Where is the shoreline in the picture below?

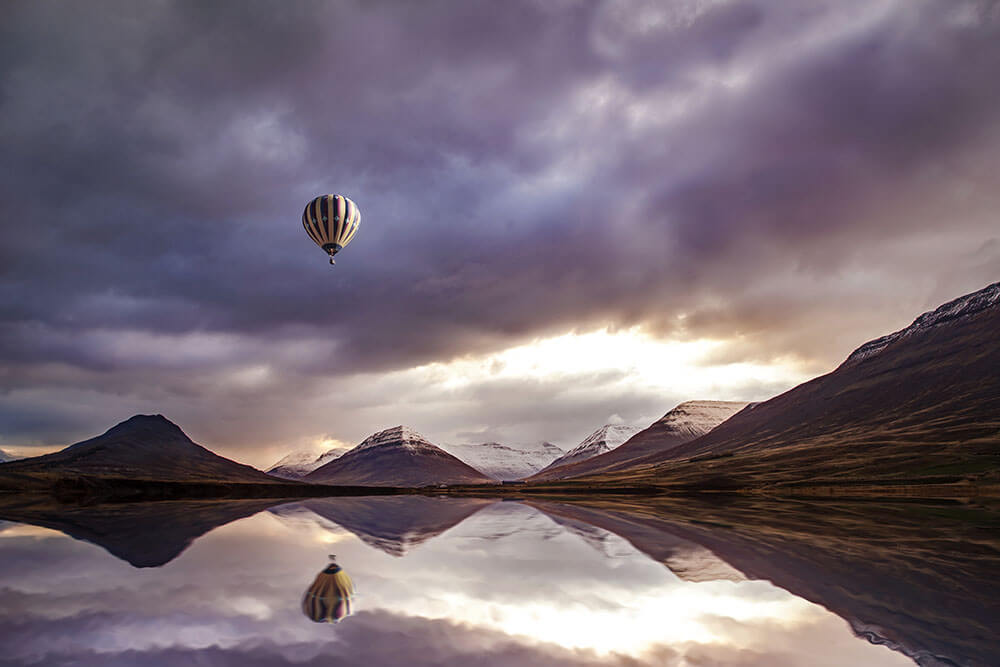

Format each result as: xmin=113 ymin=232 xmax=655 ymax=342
xmin=1 ymin=474 xmax=996 ymax=504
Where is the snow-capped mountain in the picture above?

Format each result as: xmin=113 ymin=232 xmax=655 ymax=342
xmin=305 ymin=426 xmax=495 ymax=487
xmin=0 ymin=448 xmax=19 ymax=463
xmin=267 ymin=447 xmax=345 ymax=480
xmin=536 ymin=425 xmax=641 ymax=475
xmin=531 ymin=401 xmax=748 ymax=481
xmin=650 ymin=400 xmax=752 ymax=440
xmin=440 ymin=441 xmax=564 ymax=481
xmin=845 ymin=281 xmax=1000 ymax=363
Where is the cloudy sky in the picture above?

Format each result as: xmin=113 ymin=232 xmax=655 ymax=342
xmin=2 ymin=0 xmax=999 ymax=467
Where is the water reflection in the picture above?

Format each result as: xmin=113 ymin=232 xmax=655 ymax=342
xmin=0 ymin=494 xmax=994 ymax=666
xmin=525 ymin=498 xmax=1000 ymax=667
xmin=270 ymin=496 xmax=494 ymax=556
xmin=302 ymin=556 xmax=355 ymax=624
xmin=0 ymin=494 xmax=289 ymax=567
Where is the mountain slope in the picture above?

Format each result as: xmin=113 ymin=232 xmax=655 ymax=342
xmin=305 ymin=426 xmax=495 ymax=487
xmin=267 ymin=448 xmax=345 ymax=480
xmin=582 ymin=282 xmax=1000 ymax=489
xmin=0 ymin=449 xmax=18 ymax=463
xmin=0 ymin=414 xmax=279 ymax=485
xmin=440 ymin=441 xmax=564 ymax=481
xmin=534 ymin=425 xmax=641 ymax=477
xmin=531 ymin=401 xmax=747 ymax=481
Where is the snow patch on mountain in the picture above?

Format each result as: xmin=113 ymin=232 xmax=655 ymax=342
xmin=267 ymin=448 xmax=346 ymax=480
xmin=441 ymin=441 xmax=564 ymax=481
xmin=652 ymin=400 xmax=749 ymax=438
xmin=846 ymin=281 xmax=1000 ymax=364
xmin=541 ymin=424 xmax=642 ymax=471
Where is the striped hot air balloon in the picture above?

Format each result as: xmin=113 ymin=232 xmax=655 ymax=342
xmin=302 ymin=557 xmax=355 ymax=623
xmin=302 ymin=194 xmax=361 ymax=265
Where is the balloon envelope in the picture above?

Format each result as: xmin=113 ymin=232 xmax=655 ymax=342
xmin=302 ymin=194 xmax=361 ymax=260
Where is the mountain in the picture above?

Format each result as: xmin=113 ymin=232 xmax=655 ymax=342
xmin=270 ymin=496 xmax=495 ymax=556
xmin=532 ymin=401 xmax=748 ymax=481
xmin=0 ymin=448 xmax=19 ymax=463
xmin=304 ymin=426 xmax=495 ymax=487
xmin=0 ymin=414 xmax=281 ymax=486
xmin=439 ymin=441 xmax=564 ymax=481
xmin=580 ymin=281 xmax=1000 ymax=490
xmin=267 ymin=447 xmax=345 ymax=480
xmin=533 ymin=425 xmax=641 ymax=477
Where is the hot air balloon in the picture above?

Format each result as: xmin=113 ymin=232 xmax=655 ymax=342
xmin=302 ymin=194 xmax=361 ymax=265
xmin=302 ymin=555 xmax=355 ymax=623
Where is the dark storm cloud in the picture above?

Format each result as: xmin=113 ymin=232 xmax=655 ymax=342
xmin=2 ymin=0 xmax=1000 ymax=449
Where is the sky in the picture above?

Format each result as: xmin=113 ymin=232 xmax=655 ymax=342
xmin=2 ymin=0 xmax=999 ymax=467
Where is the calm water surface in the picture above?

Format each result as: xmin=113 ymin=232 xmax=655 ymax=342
xmin=0 ymin=495 xmax=996 ymax=666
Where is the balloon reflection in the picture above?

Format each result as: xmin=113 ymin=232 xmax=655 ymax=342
xmin=302 ymin=555 xmax=355 ymax=623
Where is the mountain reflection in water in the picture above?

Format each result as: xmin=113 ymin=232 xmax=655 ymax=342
xmin=0 ymin=495 xmax=995 ymax=667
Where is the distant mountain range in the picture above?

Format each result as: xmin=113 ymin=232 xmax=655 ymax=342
xmin=0 ymin=415 xmax=281 ymax=489
xmin=267 ymin=447 xmax=346 ymax=480
xmin=439 ymin=441 xmax=564 ymax=481
xmin=531 ymin=402 xmax=747 ymax=481
xmin=305 ymin=426 xmax=495 ymax=487
xmin=577 ymin=281 xmax=1000 ymax=490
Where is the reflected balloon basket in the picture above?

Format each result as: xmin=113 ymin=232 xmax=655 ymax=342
xmin=302 ymin=555 xmax=355 ymax=624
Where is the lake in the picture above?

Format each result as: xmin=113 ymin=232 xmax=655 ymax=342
xmin=0 ymin=495 xmax=996 ymax=666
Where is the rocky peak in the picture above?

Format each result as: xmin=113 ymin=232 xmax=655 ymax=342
xmin=104 ymin=414 xmax=186 ymax=438
xmin=573 ymin=425 xmax=640 ymax=453
xmin=352 ymin=426 xmax=434 ymax=454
